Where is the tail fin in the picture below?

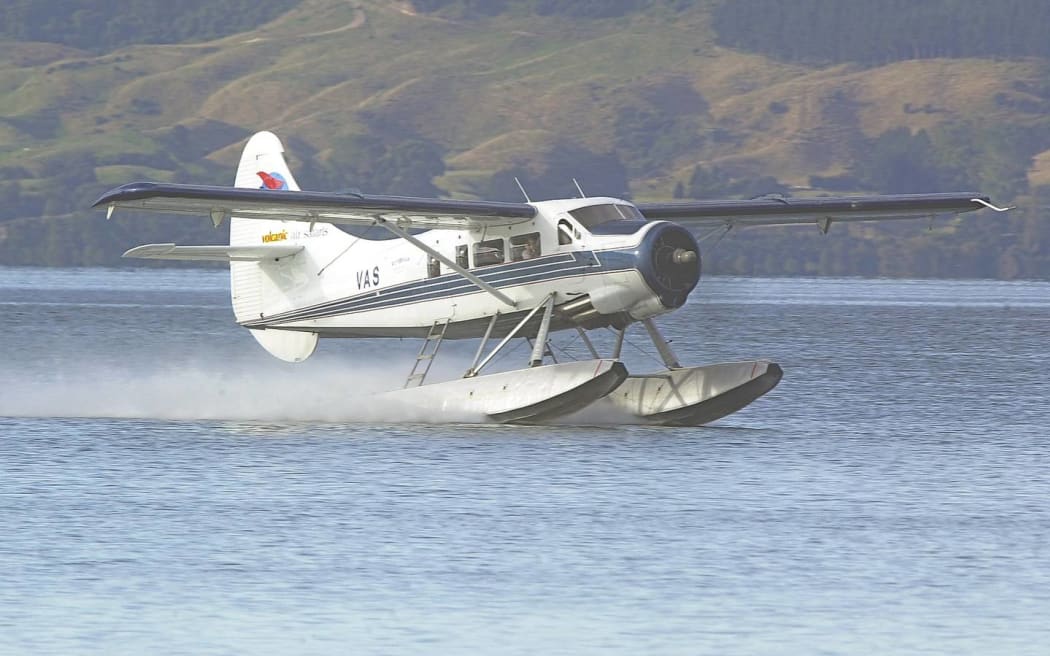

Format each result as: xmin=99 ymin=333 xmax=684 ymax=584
xmin=229 ymin=132 xmax=331 ymax=363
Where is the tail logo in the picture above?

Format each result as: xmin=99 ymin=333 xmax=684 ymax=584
xmin=257 ymin=171 xmax=288 ymax=190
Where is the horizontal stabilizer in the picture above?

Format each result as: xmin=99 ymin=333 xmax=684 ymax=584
xmin=123 ymin=243 xmax=303 ymax=262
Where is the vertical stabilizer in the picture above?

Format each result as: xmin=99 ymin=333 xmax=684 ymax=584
xmin=229 ymin=131 xmax=318 ymax=362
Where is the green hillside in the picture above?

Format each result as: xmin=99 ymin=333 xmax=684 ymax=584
xmin=0 ymin=0 xmax=1048 ymax=276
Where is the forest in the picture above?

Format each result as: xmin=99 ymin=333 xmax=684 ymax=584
xmin=0 ymin=0 xmax=299 ymax=52
xmin=712 ymin=0 xmax=1050 ymax=64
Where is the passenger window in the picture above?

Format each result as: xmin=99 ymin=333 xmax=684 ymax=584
xmin=427 ymin=255 xmax=440 ymax=278
xmin=455 ymin=244 xmax=469 ymax=269
xmin=510 ymin=232 xmax=541 ymax=261
xmin=473 ymin=238 xmax=505 ymax=267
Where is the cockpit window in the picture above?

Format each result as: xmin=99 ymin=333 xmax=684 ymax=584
xmin=557 ymin=220 xmax=574 ymax=245
xmin=568 ymin=203 xmax=643 ymax=228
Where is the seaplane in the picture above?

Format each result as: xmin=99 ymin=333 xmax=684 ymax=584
xmin=93 ymin=131 xmax=1009 ymax=425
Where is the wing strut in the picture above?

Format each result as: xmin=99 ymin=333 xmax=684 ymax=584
xmin=376 ymin=217 xmax=518 ymax=308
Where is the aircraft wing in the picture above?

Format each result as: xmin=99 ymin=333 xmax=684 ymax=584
xmin=635 ymin=192 xmax=1007 ymax=232
xmin=93 ymin=182 xmax=537 ymax=230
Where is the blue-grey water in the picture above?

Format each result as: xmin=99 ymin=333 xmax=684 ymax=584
xmin=1 ymin=267 xmax=1048 ymax=655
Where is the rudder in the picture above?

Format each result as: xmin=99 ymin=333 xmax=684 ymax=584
xmin=229 ymin=131 xmax=318 ymax=362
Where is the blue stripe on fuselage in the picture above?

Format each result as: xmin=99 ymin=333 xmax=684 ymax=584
xmin=242 ymin=249 xmax=637 ymax=327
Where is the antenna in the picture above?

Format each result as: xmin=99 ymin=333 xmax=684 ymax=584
xmin=514 ymin=177 xmax=532 ymax=202
xmin=572 ymin=178 xmax=586 ymax=198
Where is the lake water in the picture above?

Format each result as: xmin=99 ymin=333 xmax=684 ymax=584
xmin=1 ymin=267 xmax=1048 ymax=655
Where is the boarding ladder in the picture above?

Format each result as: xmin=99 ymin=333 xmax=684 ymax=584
xmin=403 ymin=318 xmax=451 ymax=388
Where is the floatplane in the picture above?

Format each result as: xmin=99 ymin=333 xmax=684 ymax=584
xmin=94 ymin=131 xmax=1009 ymax=424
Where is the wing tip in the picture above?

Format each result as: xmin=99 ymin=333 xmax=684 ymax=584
xmin=122 ymin=243 xmax=176 ymax=258
xmin=93 ymin=181 xmax=164 ymax=208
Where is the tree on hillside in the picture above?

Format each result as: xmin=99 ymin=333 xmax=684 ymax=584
xmin=0 ymin=0 xmax=299 ymax=52
xmin=325 ymin=135 xmax=447 ymax=197
xmin=614 ymin=106 xmax=703 ymax=177
xmin=482 ymin=144 xmax=630 ymax=202
xmin=850 ymin=122 xmax=1037 ymax=198
xmin=675 ymin=165 xmax=789 ymax=199
xmin=849 ymin=128 xmax=945 ymax=193
xmin=712 ymin=0 xmax=1050 ymax=64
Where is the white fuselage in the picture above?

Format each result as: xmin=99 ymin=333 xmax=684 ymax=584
xmin=238 ymin=197 xmax=700 ymax=339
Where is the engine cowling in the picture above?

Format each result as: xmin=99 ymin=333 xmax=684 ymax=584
xmin=636 ymin=221 xmax=701 ymax=309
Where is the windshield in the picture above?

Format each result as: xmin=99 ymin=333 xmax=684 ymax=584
xmin=568 ymin=203 xmax=643 ymax=228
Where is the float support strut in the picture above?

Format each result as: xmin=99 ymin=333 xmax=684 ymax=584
xmin=642 ymin=318 xmax=681 ymax=369
xmin=576 ymin=327 xmax=600 ymax=359
xmin=468 ymin=294 xmax=553 ymax=377
xmin=465 ymin=313 xmax=499 ymax=377
xmin=612 ymin=324 xmax=628 ymax=359
xmin=530 ymin=294 xmax=555 ymax=367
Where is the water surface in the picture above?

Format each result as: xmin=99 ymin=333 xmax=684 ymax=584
xmin=1 ymin=268 xmax=1048 ymax=654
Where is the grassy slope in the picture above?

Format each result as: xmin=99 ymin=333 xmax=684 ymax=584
xmin=5 ymin=1 xmax=1047 ymax=183
xmin=0 ymin=0 xmax=1047 ymax=263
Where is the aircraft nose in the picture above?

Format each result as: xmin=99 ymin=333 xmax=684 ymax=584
xmin=637 ymin=222 xmax=701 ymax=309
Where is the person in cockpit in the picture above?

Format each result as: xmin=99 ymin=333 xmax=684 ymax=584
xmin=522 ymin=236 xmax=539 ymax=259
